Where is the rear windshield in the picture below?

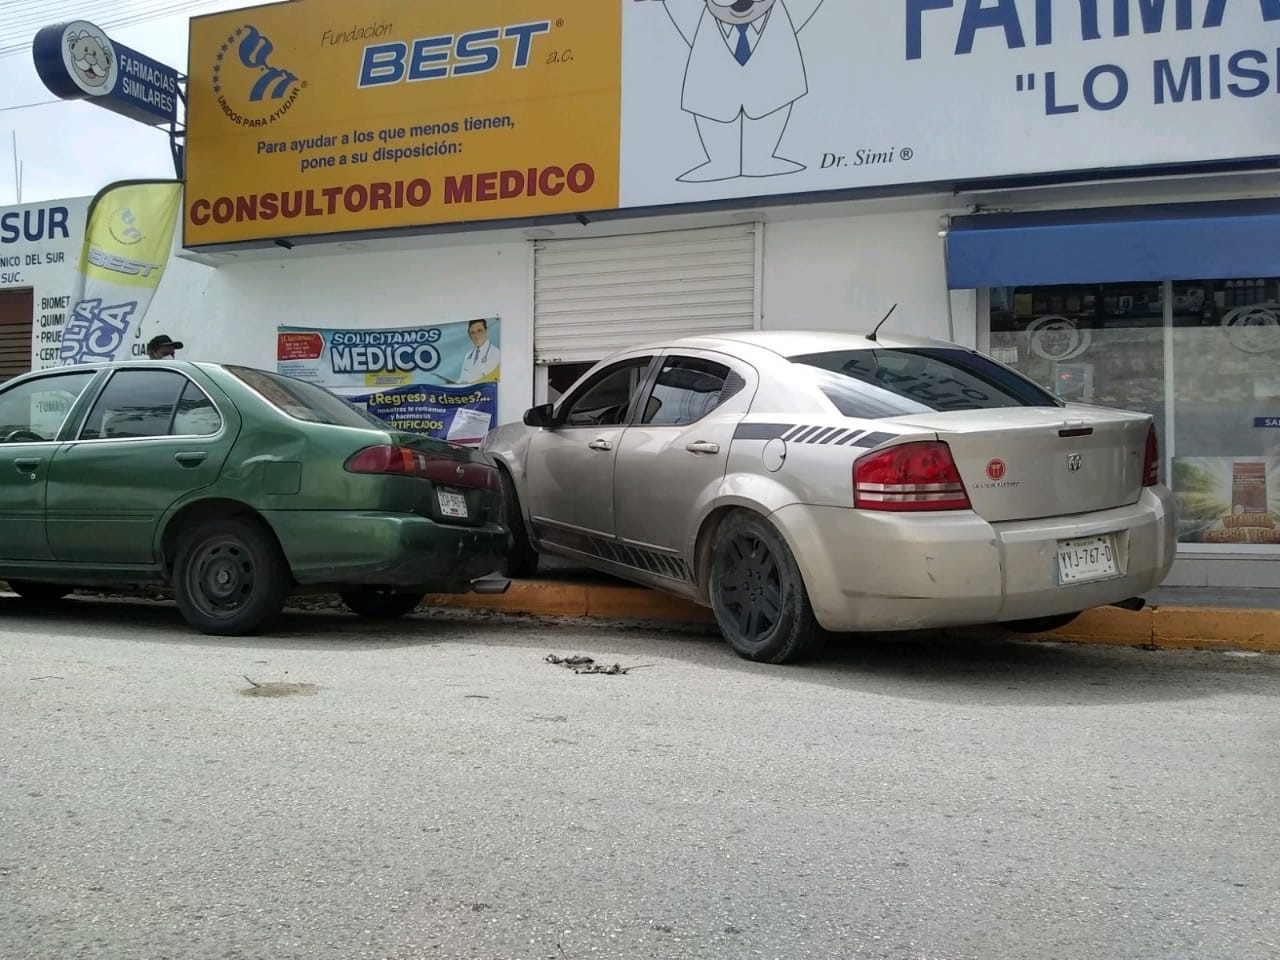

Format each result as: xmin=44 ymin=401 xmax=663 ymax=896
xmin=226 ymin=366 xmax=386 ymax=429
xmin=790 ymin=347 xmax=1062 ymax=418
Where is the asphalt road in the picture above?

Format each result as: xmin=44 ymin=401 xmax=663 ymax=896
xmin=1 ymin=595 xmax=1277 ymax=960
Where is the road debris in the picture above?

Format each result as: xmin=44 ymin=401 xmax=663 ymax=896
xmin=544 ymin=654 xmax=654 ymax=676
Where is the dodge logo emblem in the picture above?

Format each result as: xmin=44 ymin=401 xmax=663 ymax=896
xmin=1067 ymin=453 xmax=1082 ymax=472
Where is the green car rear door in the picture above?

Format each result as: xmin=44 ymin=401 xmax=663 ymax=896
xmin=44 ymin=367 xmax=240 ymax=565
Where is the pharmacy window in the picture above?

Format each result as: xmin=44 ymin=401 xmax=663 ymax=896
xmin=988 ymin=278 xmax=1280 ymax=550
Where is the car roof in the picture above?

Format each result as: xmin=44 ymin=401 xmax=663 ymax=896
xmin=27 ymin=332 xmax=964 ymax=381
xmin=24 ymin=360 xmax=241 ymax=376
xmin=621 ymin=328 xmax=963 ymax=359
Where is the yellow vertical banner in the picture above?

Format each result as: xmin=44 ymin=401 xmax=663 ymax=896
xmin=60 ymin=179 xmax=183 ymax=364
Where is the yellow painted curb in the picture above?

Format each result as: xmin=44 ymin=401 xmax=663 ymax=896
xmin=427 ymin=580 xmax=1278 ymax=652
xmin=425 ymin=580 xmax=711 ymax=623
xmin=970 ymin=603 xmax=1280 ymax=652
xmin=425 ymin=581 xmax=588 ymax=618
xmin=1034 ymin=605 xmax=1155 ymax=645
xmin=585 ymin=585 xmax=714 ymax=622
xmin=1152 ymin=606 xmax=1280 ymax=652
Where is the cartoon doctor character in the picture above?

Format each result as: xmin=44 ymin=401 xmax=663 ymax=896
xmin=637 ymin=0 xmax=826 ymax=182
xmin=458 ymin=318 xmax=500 ymax=384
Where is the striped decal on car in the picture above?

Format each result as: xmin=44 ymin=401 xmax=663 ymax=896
xmin=732 ymin=422 xmax=793 ymax=440
xmin=733 ymin=423 xmax=899 ymax=447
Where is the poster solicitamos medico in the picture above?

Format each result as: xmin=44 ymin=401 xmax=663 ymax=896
xmin=277 ymin=317 xmax=501 ymax=446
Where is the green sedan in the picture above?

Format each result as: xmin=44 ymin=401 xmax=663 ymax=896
xmin=0 ymin=360 xmax=510 ymax=635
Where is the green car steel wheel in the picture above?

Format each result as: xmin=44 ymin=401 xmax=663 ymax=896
xmin=173 ymin=518 xmax=289 ymax=636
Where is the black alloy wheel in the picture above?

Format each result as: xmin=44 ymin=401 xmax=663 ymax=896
xmin=709 ymin=511 xmax=825 ymax=664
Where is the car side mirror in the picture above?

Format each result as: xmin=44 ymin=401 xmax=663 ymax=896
xmin=523 ymin=403 xmax=556 ymax=429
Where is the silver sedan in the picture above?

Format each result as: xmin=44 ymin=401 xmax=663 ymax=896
xmin=483 ymin=330 xmax=1176 ymax=663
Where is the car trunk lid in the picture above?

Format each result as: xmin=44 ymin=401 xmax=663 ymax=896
xmin=881 ymin=407 xmax=1150 ymax=523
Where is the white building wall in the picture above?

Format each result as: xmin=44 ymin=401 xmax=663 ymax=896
xmin=168 ymin=241 xmax=535 ymax=427
xmin=26 ymin=171 xmax=1271 ymax=397
xmin=760 ymin=208 xmax=975 ymax=345
xmin=10 ymin=171 xmax=1280 ymax=590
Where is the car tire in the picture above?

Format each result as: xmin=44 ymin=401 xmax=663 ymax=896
xmin=709 ymin=511 xmax=825 ymax=664
xmin=172 ymin=516 xmax=290 ymax=637
xmin=339 ymin=588 xmax=426 ymax=620
xmin=1001 ymin=612 xmax=1082 ymax=634
xmin=498 ymin=468 xmax=539 ymax=578
xmin=5 ymin=580 xmax=72 ymax=604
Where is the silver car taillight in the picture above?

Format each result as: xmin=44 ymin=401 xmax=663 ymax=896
xmin=1142 ymin=424 xmax=1160 ymax=487
xmin=854 ymin=441 xmax=972 ymax=512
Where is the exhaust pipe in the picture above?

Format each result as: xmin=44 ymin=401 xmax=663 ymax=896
xmin=470 ymin=573 xmax=512 ymax=595
xmin=1109 ymin=596 xmax=1146 ymax=611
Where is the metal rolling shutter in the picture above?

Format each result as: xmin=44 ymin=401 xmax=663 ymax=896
xmin=0 ymin=290 xmax=34 ymax=382
xmin=533 ymin=224 xmax=759 ymax=365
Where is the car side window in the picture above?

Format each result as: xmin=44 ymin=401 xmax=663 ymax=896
xmin=79 ymin=370 xmax=189 ymax=440
xmin=172 ymin=382 xmax=223 ymax=436
xmin=558 ymin=358 xmax=653 ymax=427
xmin=641 ymin=356 xmax=740 ymax=427
xmin=0 ymin=371 xmax=98 ymax=443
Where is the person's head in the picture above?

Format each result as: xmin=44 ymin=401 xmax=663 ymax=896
xmin=467 ymin=319 xmax=488 ymax=347
xmin=146 ymin=334 xmax=183 ymax=359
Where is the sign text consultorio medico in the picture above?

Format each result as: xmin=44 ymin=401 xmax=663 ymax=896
xmin=184 ymin=0 xmax=619 ymax=245
xmin=184 ymin=0 xmax=1280 ymax=246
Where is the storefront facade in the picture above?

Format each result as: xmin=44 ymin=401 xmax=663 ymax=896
xmin=1 ymin=198 xmax=87 ymax=377
xmin=19 ymin=0 xmax=1280 ymax=586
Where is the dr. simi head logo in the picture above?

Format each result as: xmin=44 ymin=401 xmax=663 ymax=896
xmin=212 ymin=24 xmax=305 ymax=127
xmin=62 ymin=22 xmax=117 ymax=94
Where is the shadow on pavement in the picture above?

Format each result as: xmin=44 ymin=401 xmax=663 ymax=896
xmin=3 ymin=593 xmax=1275 ymax=709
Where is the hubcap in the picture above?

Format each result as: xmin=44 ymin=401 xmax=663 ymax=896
xmin=187 ymin=537 xmax=255 ymax=619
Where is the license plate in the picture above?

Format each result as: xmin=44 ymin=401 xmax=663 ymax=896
xmin=437 ymin=488 xmax=468 ymax=519
xmin=1057 ymin=534 xmax=1120 ymax=585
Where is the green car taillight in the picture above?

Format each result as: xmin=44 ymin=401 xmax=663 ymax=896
xmin=344 ymin=445 xmax=499 ymax=492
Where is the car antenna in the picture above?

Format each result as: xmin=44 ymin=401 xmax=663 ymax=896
xmin=867 ymin=303 xmax=897 ymax=342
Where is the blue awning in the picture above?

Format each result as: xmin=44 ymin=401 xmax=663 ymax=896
xmin=945 ymin=198 xmax=1280 ymax=289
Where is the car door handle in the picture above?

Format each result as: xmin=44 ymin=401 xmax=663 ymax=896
xmin=587 ymin=439 xmax=613 ymax=452
xmin=685 ymin=441 xmax=720 ymax=455
xmin=174 ymin=451 xmax=209 ymax=467
xmin=14 ymin=457 xmax=43 ymax=472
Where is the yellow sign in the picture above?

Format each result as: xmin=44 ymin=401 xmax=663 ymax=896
xmin=184 ymin=0 xmax=620 ymax=246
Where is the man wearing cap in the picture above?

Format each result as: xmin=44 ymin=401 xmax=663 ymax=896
xmin=147 ymin=335 xmax=183 ymax=359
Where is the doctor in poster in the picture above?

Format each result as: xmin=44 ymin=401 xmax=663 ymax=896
xmin=457 ymin=318 xmax=501 ymax=384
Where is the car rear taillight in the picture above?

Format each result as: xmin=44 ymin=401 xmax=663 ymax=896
xmin=344 ymin=445 xmax=498 ymax=491
xmin=854 ymin=441 xmax=972 ymax=512
xmin=1143 ymin=423 xmax=1160 ymax=487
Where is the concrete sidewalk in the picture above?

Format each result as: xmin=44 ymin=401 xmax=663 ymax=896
xmin=425 ymin=576 xmax=1280 ymax=653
